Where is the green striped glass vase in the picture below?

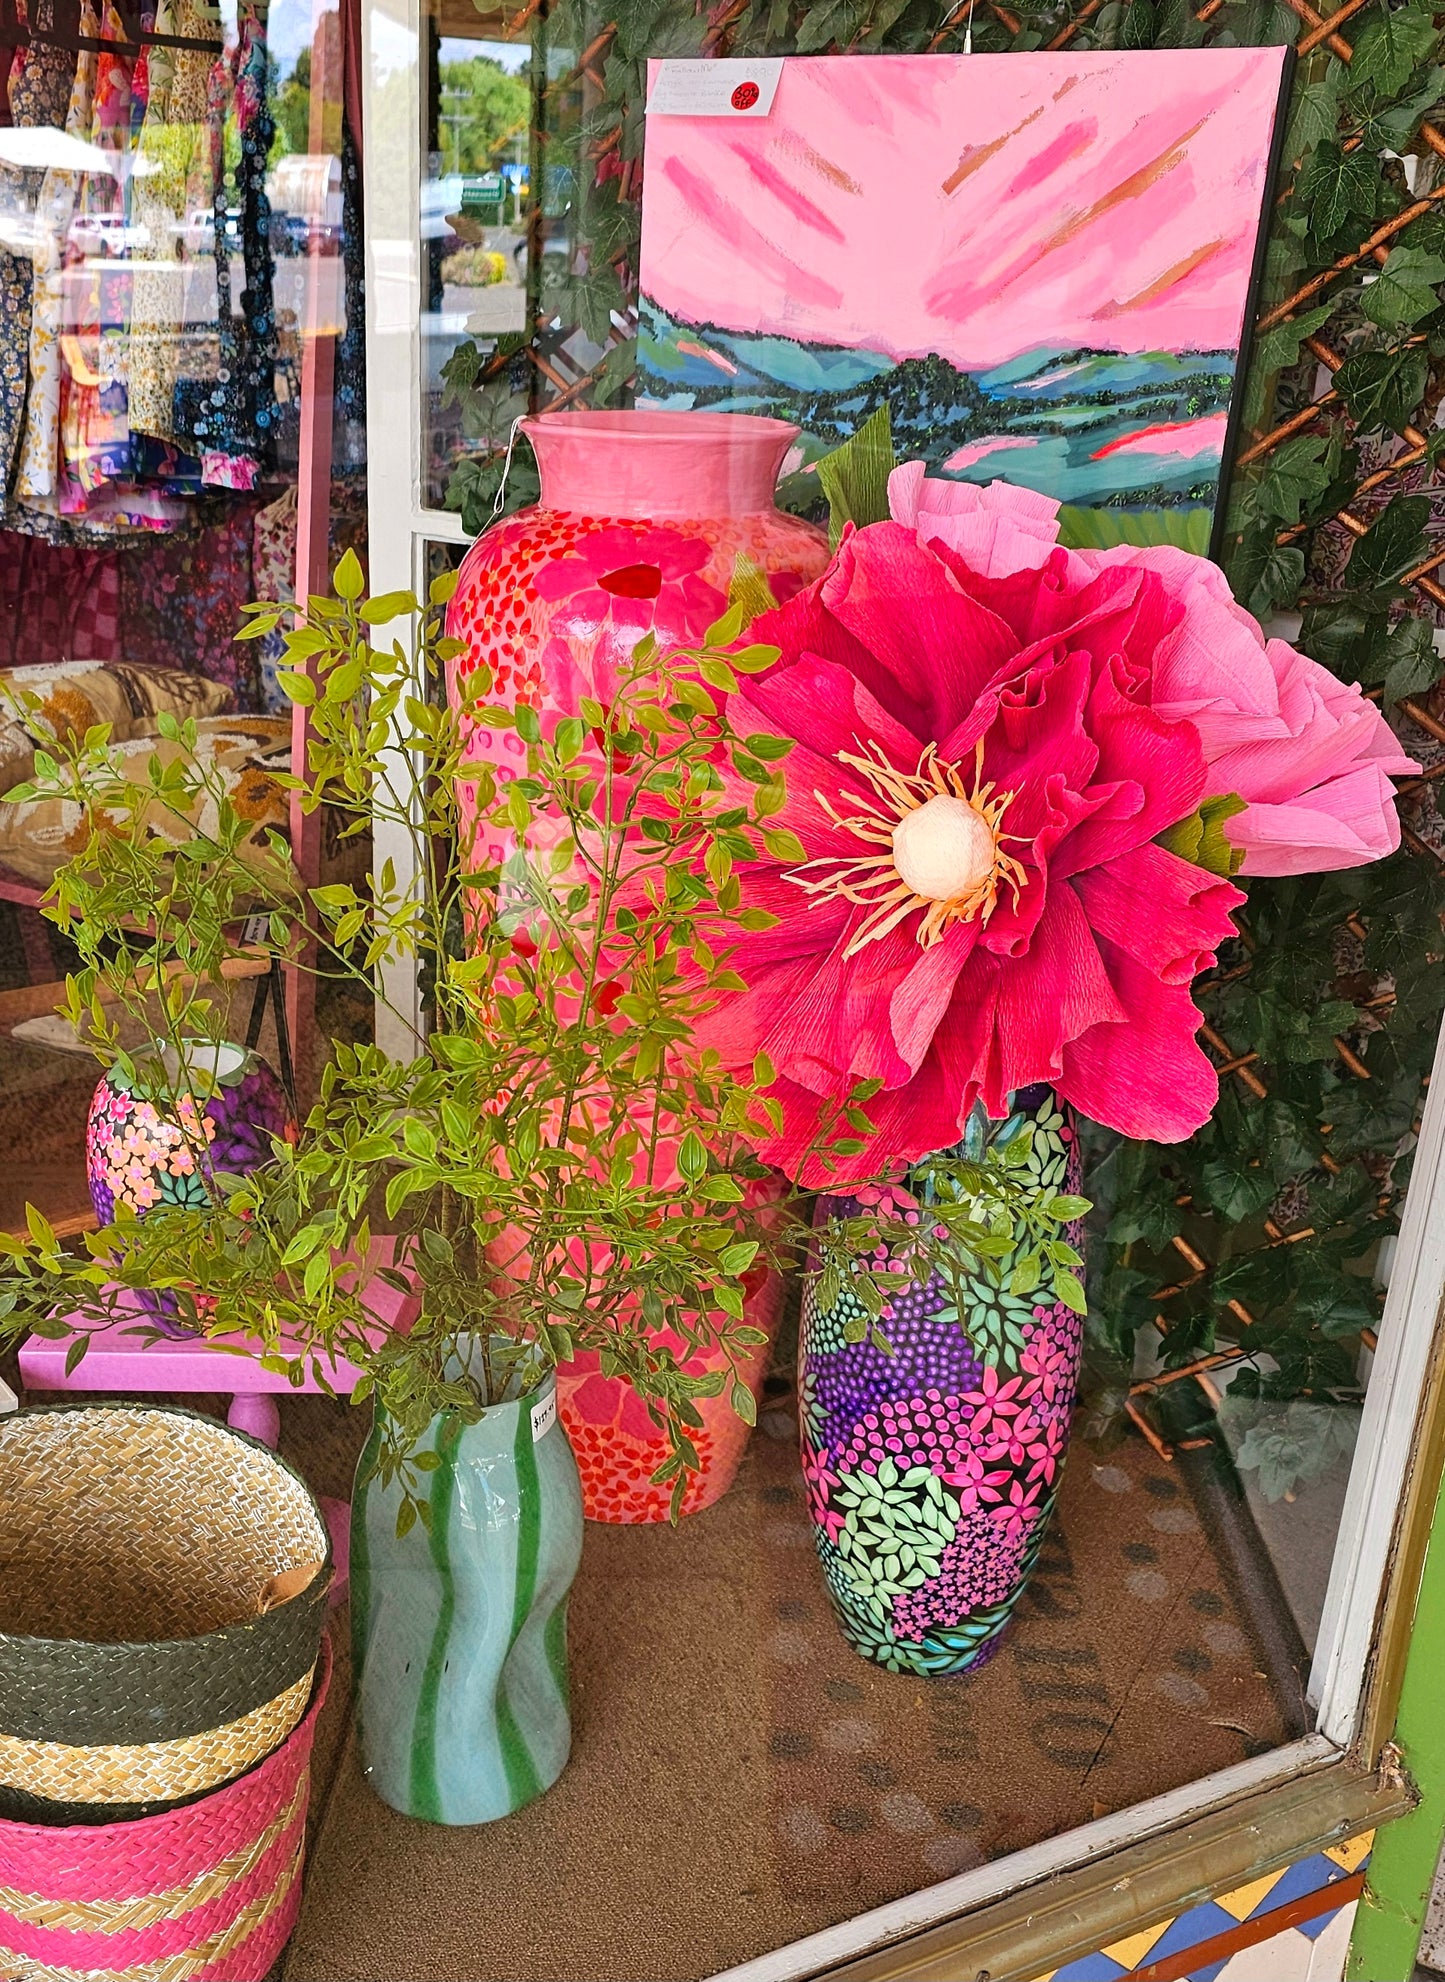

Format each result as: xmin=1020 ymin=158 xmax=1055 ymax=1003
xmin=351 ymin=1373 xmax=583 ymax=1824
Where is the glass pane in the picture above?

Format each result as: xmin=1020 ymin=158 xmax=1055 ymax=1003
xmin=0 ymin=0 xmax=366 ymax=1223
xmin=362 ymin=31 xmax=1445 ymax=1977
xmin=419 ymin=0 xmax=531 ymax=512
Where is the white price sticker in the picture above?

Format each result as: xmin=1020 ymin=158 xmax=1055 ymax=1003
xmin=646 ymin=58 xmax=783 ymax=118
xmin=531 ymin=1388 xmax=558 ymax=1443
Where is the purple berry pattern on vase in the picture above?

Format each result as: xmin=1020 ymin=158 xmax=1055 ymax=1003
xmin=800 ymin=1085 xmax=1085 ymax=1676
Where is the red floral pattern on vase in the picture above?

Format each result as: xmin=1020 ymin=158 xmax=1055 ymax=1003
xmin=555 ymin=1260 xmax=785 ymax=1523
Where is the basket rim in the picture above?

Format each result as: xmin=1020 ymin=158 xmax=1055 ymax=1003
xmin=0 ymin=1399 xmax=334 ymax=1655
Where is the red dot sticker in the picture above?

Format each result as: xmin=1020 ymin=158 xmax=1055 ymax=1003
xmin=730 ymin=80 xmax=760 ymax=109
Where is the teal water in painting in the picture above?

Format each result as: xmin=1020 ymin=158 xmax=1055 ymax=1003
xmin=351 ymin=1374 xmax=583 ymax=1825
xmin=637 ymin=298 xmax=1230 ymax=550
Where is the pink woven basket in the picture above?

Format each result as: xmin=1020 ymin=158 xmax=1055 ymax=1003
xmin=0 ymin=1635 xmax=331 ymax=1982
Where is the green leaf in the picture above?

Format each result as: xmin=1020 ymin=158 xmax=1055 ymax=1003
xmin=1361 ymin=246 xmax=1445 ymax=328
xmin=1253 ymin=434 xmax=1334 ymax=526
xmin=1334 ymin=345 xmax=1429 ymax=437
xmin=1157 ymin=793 xmax=1248 ymax=877
xmin=1251 ymin=303 xmax=1336 ymax=378
xmin=815 ymin=404 xmax=896 ymax=548
xmin=1294 ymin=140 xmax=1379 ymax=238
xmin=359 ymin=590 xmax=417 ymax=624
xmin=1054 ymin=1270 xmax=1087 ymax=1316
xmin=333 ymin=548 xmax=365 ymax=600
xmin=1349 ymin=5 xmax=1440 ymax=96
xmin=1347 ymin=495 xmax=1431 ymax=590
xmin=276 ymin=669 xmax=316 ymax=707
xmin=677 ymin=1132 xmax=707 ymax=1181
xmin=759 ymin=826 xmax=805 ymax=863
xmin=1382 ymin=615 xmax=1441 ymax=704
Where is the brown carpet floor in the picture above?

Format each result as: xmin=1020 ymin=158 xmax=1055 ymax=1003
xmin=280 ymin=1404 xmax=1290 ymax=1982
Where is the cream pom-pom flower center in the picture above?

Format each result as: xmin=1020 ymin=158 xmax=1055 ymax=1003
xmin=787 ymin=739 xmax=1027 ymax=959
xmin=891 ymin=793 xmax=996 ymax=901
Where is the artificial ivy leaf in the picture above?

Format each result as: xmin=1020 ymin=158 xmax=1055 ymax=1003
xmin=1199 ymin=1156 xmax=1275 ymax=1224
xmin=1382 ymin=614 xmax=1442 ymax=704
xmin=1253 ymin=433 xmax=1335 ymax=525
xmin=1333 ymin=344 xmax=1429 ymax=436
xmin=1251 ymin=302 xmax=1335 ymax=377
xmin=1347 ymin=494 xmax=1431 ymax=589
xmin=1232 ymin=536 xmax=1306 ymax=618
xmin=1282 ymin=56 xmax=1343 ymax=159
xmin=1361 ymin=245 xmax=1445 ymax=327
xmin=1294 ymin=140 xmax=1380 ymax=238
xmin=1363 ymin=66 xmax=1445 ymax=148
xmin=815 ymin=403 xmax=896 ymax=547
xmin=1348 ymin=4 xmax=1440 ymax=97
xmin=1157 ymin=793 xmax=1247 ymax=876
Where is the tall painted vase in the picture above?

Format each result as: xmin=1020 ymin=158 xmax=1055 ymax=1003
xmin=800 ymin=1087 xmax=1085 ymax=1677
xmin=446 ymin=408 xmax=831 ymax=1524
xmin=350 ymin=1373 xmax=584 ymax=1824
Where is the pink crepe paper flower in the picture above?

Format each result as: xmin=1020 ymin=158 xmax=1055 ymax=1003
xmin=694 ymin=472 xmax=1414 ymax=1180
xmin=1104 ymin=544 xmax=1419 ymax=876
xmin=696 ymin=514 xmax=1245 ymax=1177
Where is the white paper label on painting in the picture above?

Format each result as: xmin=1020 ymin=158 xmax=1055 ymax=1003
xmin=531 ymin=1388 xmax=558 ymax=1442
xmin=647 ymin=59 xmax=783 ymax=118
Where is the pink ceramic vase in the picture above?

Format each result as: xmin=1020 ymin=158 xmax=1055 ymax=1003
xmin=446 ymin=407 xmax=830 ymax=869
xmin=446 ymin=409 xmax=829 ymax=1524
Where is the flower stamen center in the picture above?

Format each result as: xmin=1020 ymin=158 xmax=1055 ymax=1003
xmin=786 ymin=740 xmax=1027 ymax=958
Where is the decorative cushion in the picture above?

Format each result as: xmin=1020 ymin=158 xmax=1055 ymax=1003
xmin=0 ymin=716 xmax=290 ymax=888
xmin=0 ymin=661 xmax=233 ymax=772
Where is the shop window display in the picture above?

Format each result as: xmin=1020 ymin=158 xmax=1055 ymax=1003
xmin=0 ymin=0 xmax=1442 ymax=1974
xmin=309 ymin=2 xmax=1445 ymax=1975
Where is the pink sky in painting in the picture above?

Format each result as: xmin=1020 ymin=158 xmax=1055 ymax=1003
xmin=640 ymin=51 xmax=1286 ymax=370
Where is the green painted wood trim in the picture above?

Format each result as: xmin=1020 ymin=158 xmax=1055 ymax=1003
xmin=812 ymin=1755 xmax=1409 ymax=1982
xmin=1347 ymin=1452 xmax=1445 ymax=1981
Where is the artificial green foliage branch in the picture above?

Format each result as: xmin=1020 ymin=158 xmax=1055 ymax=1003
xmin=0 ymin=558 xmax=1087 ymax=1527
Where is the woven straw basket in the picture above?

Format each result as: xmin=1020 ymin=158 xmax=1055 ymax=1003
xmin=0 ymin=1403 xmax=332 ymax=1823
xmin=0 ymin=1634 xmax=330 ymax=1982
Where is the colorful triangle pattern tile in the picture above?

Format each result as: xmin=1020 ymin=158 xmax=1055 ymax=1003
xmin=1027 ymin=1835 xmax=1372 ymax=1982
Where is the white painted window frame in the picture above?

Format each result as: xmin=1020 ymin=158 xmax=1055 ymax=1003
xmin=359 ymin=0 xmax=1445 ymax=1960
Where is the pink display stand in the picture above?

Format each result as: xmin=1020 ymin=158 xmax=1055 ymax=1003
xmin=16 ymin=1257 xmax=415 ymax=1608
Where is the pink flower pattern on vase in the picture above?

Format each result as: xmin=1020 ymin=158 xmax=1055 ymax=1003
xmin=85 ymin=1044 xmax=294 ymax=1338
xmin=800 ymin=1085 xmax=1083 ymax=1675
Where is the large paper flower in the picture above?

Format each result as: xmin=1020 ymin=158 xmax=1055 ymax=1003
xmin=699 ymin=519 xmax=1247 ymax=1178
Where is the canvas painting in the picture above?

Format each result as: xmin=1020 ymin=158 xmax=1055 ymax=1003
xmin=638 ymin=50 xmax=1291 ymax=552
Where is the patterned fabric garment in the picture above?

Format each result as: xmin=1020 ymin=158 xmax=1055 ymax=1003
xmin=57 ymin=0 xmax=135 ymax=510
xmin=16 ymin=3 xmax=97 ymax=508
xmin=192 ymin=0 xmax=276 ymax=486
xmin=0 ymin=0 xmax=76 ymax=507
xmin=251 ymin=484 xmax=296 ymax=711
xmin=119 ymin=498 xmax=264 ymax=706
xmin=0 ymin=535 xmax=124 ymax=663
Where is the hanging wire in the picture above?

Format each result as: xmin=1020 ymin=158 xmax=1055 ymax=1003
xmin=490 ymin=415 xmax=527 ymax=525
